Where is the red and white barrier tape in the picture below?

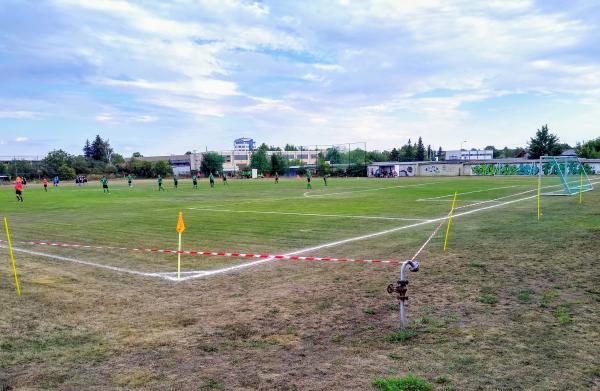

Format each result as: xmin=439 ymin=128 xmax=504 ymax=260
xmin=0 ymin=239 xmax=401 ymax=266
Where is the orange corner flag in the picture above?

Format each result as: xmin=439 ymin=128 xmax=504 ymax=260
xmin=176 ymin=211 xmax=185 ymax=234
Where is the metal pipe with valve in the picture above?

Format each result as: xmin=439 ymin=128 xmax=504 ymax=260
xmin=387 ymin=260 xmax=420 ymax=330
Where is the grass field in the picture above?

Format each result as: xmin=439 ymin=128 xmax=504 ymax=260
xmin=1 ymin=176 xmax=599 ymax=390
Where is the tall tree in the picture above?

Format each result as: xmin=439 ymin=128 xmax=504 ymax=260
xmin=576 ymin=137 xmax=600 ymax=158
xmin=399 ymin=139 xmax=415 ymax=161
xmin=250 ymin=144 xmax=271 ymax=174
xmin=200 ymin=152 xmax=224 ymax=175
xmin=270 ymin=152 xmax=289 ymax=175
xmin=325 ymin=147 xmax=342 ymax=164
xmin=437 ymin=146 xmax=444 ymax=160
xmin=426 ymin=145 xmax=432 ymax=160
xmin=90 ymin=135 xmax=113 ymax=163
xmin=83 ymin=139 xmax=92 ymax=158
xmin=42 ymin=150 xmax=73 ymax=177
xmin=390 ymin=148 xmax=400 ymax=162
xmin=284 ymin=144 xmax=299 ymax=151
xmin=415 ymin=137 xmax=425 ymax=161
xmin=528 ymin=125 xmax=560 ymax=159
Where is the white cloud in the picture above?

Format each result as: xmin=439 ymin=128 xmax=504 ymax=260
xmin=15 ymin=137 xmax=30 ymax=142
xmin=0 ymin=111 xmax=40 ymax=119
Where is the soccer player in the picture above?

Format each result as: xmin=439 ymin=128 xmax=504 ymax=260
xmin=222 ymin=172 xmax=228 ymax=185
xmin=15 ymin=181 xmax=23 ymax=202
xmin=173 ymin=174 xmax=179 ymax=189
xmin=158 ymin=175 xmax=164 ymax=191
xmin=192 ymin=173 xmax=198 ymax=189
xmin=42 ymin=178 xmax=48 ymax=192
xmin=323 ymin=175 xmax=328 ymax=187
xmin=209 ymin=172 xmax=215 ymax=188
xmin=306 ymin=171 xmax=312 ymax=190
xmin=127 ymin=174 xmax=133 ymax=188
xmin=275 ymin=172 xmax=279 ymax=184
xmin=100 ymin=176 xmax=110 ymax=193
xmin=53 ymin=176 xmax=59 ymax=187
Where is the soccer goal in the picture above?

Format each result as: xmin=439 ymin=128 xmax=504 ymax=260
xmin=539 ymin=156 xmax=593 ymax=196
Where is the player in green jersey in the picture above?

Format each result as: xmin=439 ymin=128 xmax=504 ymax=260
xmin=158 ymin=175 xmax=164 ymax=191
xmin=100 ymin=176 xmax=110 ymax=193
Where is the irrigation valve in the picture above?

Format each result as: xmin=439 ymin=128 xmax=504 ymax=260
xmin=387 ymin=260 xmax=420 ymax=330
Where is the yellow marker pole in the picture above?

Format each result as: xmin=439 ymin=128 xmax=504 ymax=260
xmin=176 ymin=211 xmax=185 ymax=280
xmin=579 ymin=172 xmax=583 ymax=205
xmin=4 ymin=217 xmax=21 ymax=297
xmin=443 ymin=191 xmax=458 ymax=254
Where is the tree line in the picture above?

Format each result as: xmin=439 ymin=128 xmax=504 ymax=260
xmin=1 ymin=126 xmax=597 ymax=180
xmin=0 ymin=135 xmax=171 ymax=180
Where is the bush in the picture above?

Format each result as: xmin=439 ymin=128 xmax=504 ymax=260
xmin=373 ymin=375 xmax=433 ymax=391
xmin=57 ymin=164 xmax=76 ymax=180
xmin=387 ymin=330 xmax=416 ymax=342
xmin=479 ymin=295 xmax=498 ymax=305
xmin=104 ymin=164 xmax=117 ymax=175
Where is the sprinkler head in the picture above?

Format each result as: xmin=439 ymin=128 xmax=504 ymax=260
xmin=409 ymin=260 xmax=420 ymax=272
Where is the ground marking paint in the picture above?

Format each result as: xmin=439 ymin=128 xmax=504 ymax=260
xmin=3 ymin=239 xmax=403 ymax=265
xmin=175 ymin=178 xmax=600 ymax=281
xmin=417 ymin=184 xmax=522 ymax=201
xmin=0 ymin=245 xmax=161 ymax=279
xmin=9 ymin=180 xmax=599 ymax=282
xmin=186 ymin=207 xmax=428 ymax=222
xmin=303 ymin=182 xmax=437 ymax=198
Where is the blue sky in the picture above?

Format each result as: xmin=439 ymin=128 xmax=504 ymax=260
xmin=1 ymin=0 xmax=599 ymax=157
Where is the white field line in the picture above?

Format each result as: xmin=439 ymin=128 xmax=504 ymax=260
xmin=0 ymin=245 xmax=162 ymax=279
xmin=417 ymin=185 xmax=522 ymax=201
xmin=12 ymin=180 xmax=600 ymax=283
xmin=303 ymin=182 xmax=437 ymax=198
xmin=173 ymin=178 xmax=600 ymax=282
xmin=186 ymin=207 xmax=429 ymax=222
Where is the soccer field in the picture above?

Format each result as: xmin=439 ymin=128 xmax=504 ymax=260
xmin=1 ymin=176 xmax=599 ymax=390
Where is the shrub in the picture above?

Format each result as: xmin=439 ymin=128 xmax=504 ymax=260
xmin=387 ymin=330 xmax=416 ymax=342
xmin=479 ymin=295 xmax=498 ymax=305
xmin=57 ymin=164 xmax=76 ymax=180
xmin=372 ymin=375 xmax=433 ymax=391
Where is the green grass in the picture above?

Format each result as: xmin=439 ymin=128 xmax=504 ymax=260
xmin=373 ymin=375 xmax=433 ymax=391
xmin=0 ymin=176 xmax=542 ymax=273
xmin=0 ymin=175 xmax=599 ymax=389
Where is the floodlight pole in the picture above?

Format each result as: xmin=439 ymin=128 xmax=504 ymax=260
xmin=387 ymin=260 xmax=420 ymax=330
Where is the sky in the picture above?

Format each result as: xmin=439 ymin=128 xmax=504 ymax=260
xmin=1 ymin=0 xmax=599 ymax=157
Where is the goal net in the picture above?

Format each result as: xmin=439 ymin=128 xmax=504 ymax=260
xmin=540 ymin=156 xmax=593 ymax=196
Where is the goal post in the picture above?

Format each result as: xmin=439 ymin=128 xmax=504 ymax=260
xmin=539 ymin=156 xmax=593 ymax=196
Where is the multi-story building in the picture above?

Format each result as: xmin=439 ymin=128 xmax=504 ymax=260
xmin=445 ymin=149 xmax=494 ymax=161
xmin=233 ymin=137 xmax=255 ymax=153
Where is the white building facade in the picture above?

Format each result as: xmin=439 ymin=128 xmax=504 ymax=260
xmin=445 ymin=149 xmax=494 ymax=161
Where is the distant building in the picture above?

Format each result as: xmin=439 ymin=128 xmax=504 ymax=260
xmin=561 ymin=149 xmax=577 ymax=157
xmin=133 ymin=155 xmax=191 ymax=176
xmin=445 ymin=149 xmax=494 ymax=161
xmin=234 ymin=137 xmax=255 ymax=152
